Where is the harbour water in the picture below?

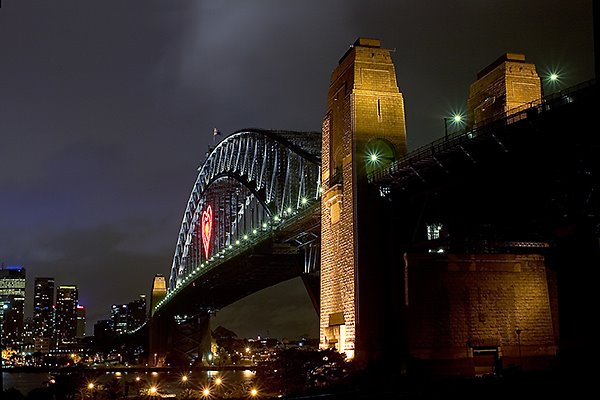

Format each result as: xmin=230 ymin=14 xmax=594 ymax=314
xmin=3 ymin=372 xmax=51 ymax=394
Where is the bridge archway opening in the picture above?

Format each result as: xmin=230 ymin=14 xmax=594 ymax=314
xmin=364 ymin=138 xmax=396 ymax=175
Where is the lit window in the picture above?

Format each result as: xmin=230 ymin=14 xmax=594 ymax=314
xmin=427 ymin=223 xmax=443 ymax=240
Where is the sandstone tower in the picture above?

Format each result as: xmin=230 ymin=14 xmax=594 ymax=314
xmin=468 ymin=53 xmax=542 ymax=127
xmin=320 ymin=38 xmax=407 ymax=361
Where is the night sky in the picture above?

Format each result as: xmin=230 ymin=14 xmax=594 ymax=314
xmin=0 ymin=1 xmax=594 ymax=339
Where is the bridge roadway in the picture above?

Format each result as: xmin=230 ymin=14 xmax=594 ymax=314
xmin=153 ymin=202 xmax=320 ymax=318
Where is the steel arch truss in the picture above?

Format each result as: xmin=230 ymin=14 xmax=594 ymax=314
xmin=168 ymin=129 xmax=321 ymax=289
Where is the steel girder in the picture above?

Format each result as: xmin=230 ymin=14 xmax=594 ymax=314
xmin=168 ymin=129 xmax=321 ymax=290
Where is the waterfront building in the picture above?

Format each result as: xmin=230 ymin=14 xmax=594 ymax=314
xmin=0 ymin=265 xmax=26 ymax=346
xmin=32 ymin=277 xmax=55 ymax=341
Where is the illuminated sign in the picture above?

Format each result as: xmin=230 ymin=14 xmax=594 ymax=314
xmin=201 ymin=205 xmax=213 ymax=260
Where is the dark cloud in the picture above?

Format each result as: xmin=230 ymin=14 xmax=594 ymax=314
xmin=20 ymin=223 xmax=172 ymax=326
xmin=0 ymin=1 xmax=593 ymax=337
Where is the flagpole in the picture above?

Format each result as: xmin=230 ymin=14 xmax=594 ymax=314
xmin=213 ymin=127 xmax=221 ymax=146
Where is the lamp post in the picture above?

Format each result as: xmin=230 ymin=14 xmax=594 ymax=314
xmin=444 ymin=114 xmax=464 ymax=141
xmin=543 ymin=71 xmax=561 ymax=96
xmin=87 ymin=382 xmax=96 ymax=399
xmin=444 ymin=117 xmax=449 ymax=141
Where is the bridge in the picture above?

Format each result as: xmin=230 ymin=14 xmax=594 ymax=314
xmin=145 ymin=39 xmax=599 ymax=375
xmin=147 ymin=129 xmax=323 ymax=365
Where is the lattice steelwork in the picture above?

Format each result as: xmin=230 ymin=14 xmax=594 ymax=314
xmin=168 ymin=129 xmax=321 ymax=291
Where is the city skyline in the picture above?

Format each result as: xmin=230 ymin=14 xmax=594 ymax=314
xmin=0 ymin=1 xmax=594 ymax=339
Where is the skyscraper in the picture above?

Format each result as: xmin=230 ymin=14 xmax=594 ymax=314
xmin=111 ymin=303 xmax=129 ymax=335
xmin=55 ymin=285 xmax=78 ymax=345
xmin=32 ymin=277 xmax=55 ymax=340
xmin=76 ymin=304 xmax=86 ymax=338
xmin=0 ymin=265 xmax=26 ymax=346
xmin=127 ymin=294 xmax=147 ymax=331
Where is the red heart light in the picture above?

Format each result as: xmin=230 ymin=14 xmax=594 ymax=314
xmin=201 ymin=205 xmax=213 ymax=260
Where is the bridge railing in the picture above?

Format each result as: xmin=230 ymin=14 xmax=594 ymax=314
xmin=368 ymin=79 xmax=596 ymax=183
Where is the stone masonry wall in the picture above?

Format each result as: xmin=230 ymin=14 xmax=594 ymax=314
xmin=407 ymin=253 xmax=556 ymax=371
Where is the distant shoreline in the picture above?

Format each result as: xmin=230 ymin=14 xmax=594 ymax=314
xmin=2 ymin=364 xmax=262 ymax=373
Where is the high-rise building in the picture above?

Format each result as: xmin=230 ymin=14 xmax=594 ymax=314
xmin=93 ymin=319 xmax=114 ymax=340
xmin=150 ymin=274 xmax=166 ymax=316
xmin=127 ymin=294 xmax=147 ymax=331
xmin=32 ymin=277 xmax=55 ymax=340
xmin=0 ymin=265 xmax=26 ymax=346
xmin=76 ymin=304 xmax=86 ymax=338
xmin=22 ymin=317 xmax=35 ymax=347
xmin=111 ymin=304 xmax=129 ymax=335
xmin=55 ymin=285 xmax=78 ymax=344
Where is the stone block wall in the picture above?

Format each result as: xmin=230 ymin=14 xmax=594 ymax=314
xmin=407 ymin=253 xmax=557 ymax=374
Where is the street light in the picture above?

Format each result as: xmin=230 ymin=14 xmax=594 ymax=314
xmin=87 ymin=382 xmax=95 ymax=399
xmin=543 ymin=70 xmax=562 ymax=95
xmin=444 ymin=114 xmax=464 ymax=140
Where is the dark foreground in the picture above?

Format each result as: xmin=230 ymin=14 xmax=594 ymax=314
xmin=2 ymin=367 xmax=591 ymax=400
xmin=285 ymin=369 xmax=590 ymax=400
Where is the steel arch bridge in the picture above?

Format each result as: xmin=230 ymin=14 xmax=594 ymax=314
xmin=155 ymin=129 xmax=322 ymax=315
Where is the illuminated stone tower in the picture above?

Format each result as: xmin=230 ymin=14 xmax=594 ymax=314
xmin=320 ymin=38 xmax=407 ymax=361
xmin=150 ymin=274 xmax=167 ymax=316
xmin=467 ymin=53 xmax=542 ymax=126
